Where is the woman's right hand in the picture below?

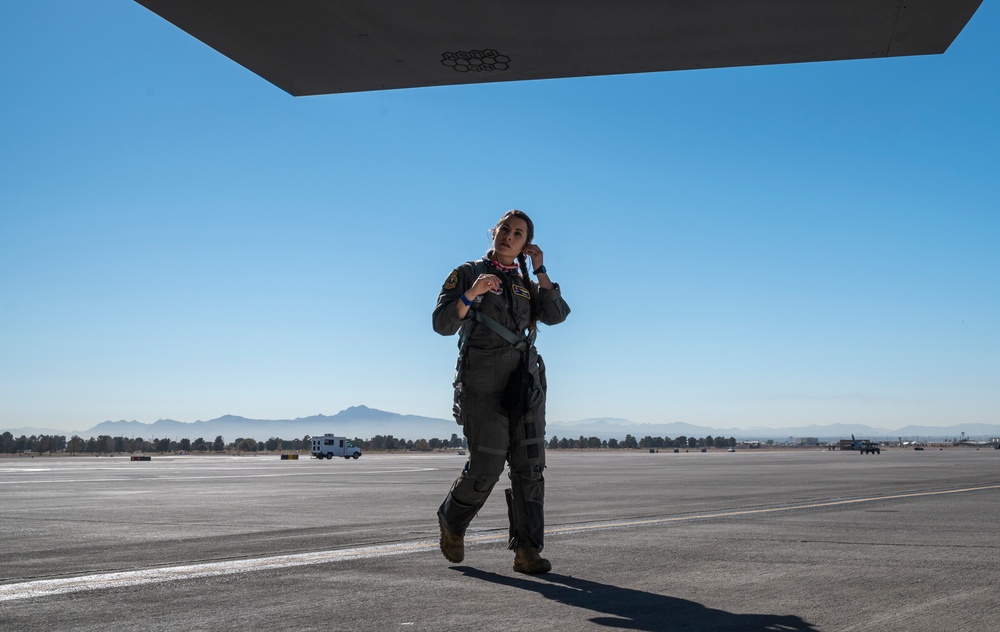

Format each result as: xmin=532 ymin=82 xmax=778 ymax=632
xmin=470 ymin=274 xmax=502 ymax=298
xmin=456 ymin=273 xmax=501 ymax=318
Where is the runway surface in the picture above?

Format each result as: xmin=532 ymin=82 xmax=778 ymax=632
xmin=1 ymin=448 xmax=998 ymax=631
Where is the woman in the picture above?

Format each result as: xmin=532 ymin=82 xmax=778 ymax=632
xmin=432 ymin=209 xmax=570 ymax=574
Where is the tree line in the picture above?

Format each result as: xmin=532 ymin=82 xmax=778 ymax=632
xmin=0 ymin=432 xmax=467 ymax=455
xmin=1 ymin=432 xmax=233 ymax=455
xmin=1 ymin=430 xmax=736 ymax=455
xmin=550 ymin=434 xmax=738 ymax=450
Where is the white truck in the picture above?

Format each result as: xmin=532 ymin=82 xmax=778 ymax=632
xmin=311 ymin=434 xmax=362 ymax=460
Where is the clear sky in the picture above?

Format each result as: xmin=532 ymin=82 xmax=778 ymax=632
xmin=1 ymin=2 xmax=997 ymax=433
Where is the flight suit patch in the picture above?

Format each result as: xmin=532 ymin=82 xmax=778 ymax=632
xmin=443 ymin=272 xmax=458 ymax=290
xmin=511 ymin=284 xmax=530 ymax=299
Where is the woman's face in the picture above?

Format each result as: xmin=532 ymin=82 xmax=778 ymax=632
xmin=492 ymin=216 xmax=530 ymax=264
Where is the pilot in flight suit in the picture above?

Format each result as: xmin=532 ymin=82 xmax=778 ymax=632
xmin=433 ymin=240 xmax=570 ymax=574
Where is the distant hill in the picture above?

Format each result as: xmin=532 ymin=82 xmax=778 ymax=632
xmin=70 ymin=406 xmax=460 ymax=442
xmin=4 ymin=407 xmax=999 ymax=443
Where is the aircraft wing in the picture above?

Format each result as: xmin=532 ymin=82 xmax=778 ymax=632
xmin=133 ymin=0 xmax=983 ymax=96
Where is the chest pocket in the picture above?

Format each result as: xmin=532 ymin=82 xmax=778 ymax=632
xmin=471 ymin=262 xmax=532 ymax=331
xmin=507 ymin=280 xmax=532 ymax=328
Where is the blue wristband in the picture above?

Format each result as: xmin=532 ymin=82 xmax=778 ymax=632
xmin=533 ymin=265 xmax=547 ymax=275
xmin=459 ymin=294 xmax=474 ymax=307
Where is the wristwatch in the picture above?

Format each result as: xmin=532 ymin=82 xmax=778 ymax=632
xmin=532 ymin=265 xmax=546 ymax=275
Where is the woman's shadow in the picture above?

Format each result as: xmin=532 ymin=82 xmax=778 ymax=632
xmin=454 ymin=567 xmax=819 ymax=631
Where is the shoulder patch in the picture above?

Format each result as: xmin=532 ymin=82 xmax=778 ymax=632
xmin=511 ymin=284 xmax=531 ymax=300
xmin=443 ymin=272 xmax=459 ymax=290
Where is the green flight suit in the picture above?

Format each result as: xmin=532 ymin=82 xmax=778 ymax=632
xmin=433 ymin=258 xmax=570 ymax=550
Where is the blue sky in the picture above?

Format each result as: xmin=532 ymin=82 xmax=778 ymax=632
xmin=2 ymin=2 xmax=997 ymax=433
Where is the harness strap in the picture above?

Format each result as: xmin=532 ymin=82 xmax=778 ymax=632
xmin=466 ymin=259 xmax=536 ymax=352
xmin=475 ymin=444 xmax=508 ymax=457
xmin=454 ymin=260 xmax=536 ymax=387
xmin=514 ymin=437 xmax=546 ymax=448
xmin=474 ymin=311 xmax=530 ymax=352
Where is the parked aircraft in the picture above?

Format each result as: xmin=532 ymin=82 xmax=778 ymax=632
xmin=133 ymin=1 xmax=983 ymax=96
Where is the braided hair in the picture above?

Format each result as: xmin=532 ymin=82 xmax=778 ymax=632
xmin=493 ymin=209 xmax=539 ymax=331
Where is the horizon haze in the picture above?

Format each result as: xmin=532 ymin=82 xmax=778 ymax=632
xmin=3 ymin=405 xmax=998 ymax=444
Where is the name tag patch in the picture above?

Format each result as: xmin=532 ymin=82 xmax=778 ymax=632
xmin=511 ymin=284 xmax=531 ymax=300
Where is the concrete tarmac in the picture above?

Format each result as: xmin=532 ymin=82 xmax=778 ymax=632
xmin=1 ymin=448 xmax=998 ymax=631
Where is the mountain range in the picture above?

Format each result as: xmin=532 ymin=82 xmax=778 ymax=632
xmin=3 ymin=406 xmax=999 ymax=442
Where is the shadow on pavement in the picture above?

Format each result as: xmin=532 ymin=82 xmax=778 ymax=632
xmin=455 ymin=567 xmax=819 ymax=631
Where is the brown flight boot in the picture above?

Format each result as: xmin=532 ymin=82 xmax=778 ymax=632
xmin=513 ymin=546 xmax=551 ymax=574
xmin=438 ymin=514 xmax=464 ymax=563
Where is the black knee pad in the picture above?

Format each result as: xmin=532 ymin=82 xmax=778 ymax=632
xmin=472 ymin=474 xmax=499 ymax=493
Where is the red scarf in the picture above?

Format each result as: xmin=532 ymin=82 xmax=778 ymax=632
xmin=485 ymin=257 xmax=519 ymax=273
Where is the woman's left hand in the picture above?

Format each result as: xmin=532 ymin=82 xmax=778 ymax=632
xmin=522 ymin=244 xmax=544 ymax=272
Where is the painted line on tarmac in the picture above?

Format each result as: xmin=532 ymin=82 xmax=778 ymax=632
xmin=0 ymin=474 xmax=318 ymax=486
xmin=545 ymin=483 xmax=1000 ymax=536
xmin=2 ymin=483 xmax=997 ymax=603
xmin=0 ymin=542 xmax=432 ymax=603
xmin=0 ymin=468 xmax=440 ymax=485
